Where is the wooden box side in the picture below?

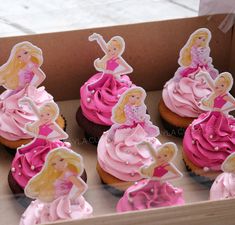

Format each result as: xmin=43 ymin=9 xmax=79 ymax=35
xmin=0 ymin=14 xmax=233 ymax=100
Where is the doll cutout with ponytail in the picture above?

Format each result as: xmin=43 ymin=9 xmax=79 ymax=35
xmin=10 ymin=97 xmax=70 ymax=189
xmin=116 ymin=142 xmax=184 ymax=212
xmin=20 ymin=148 xmax=93 ymax=224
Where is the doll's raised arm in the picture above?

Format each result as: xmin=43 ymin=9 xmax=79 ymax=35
xmin=89 ymin=33 xmax=108 ymax=55
xmin=138 ymin=141 xmax=158 ymax=162
xmin=196 ymin=71 xmax=215 ymax=91
xmin=19 ymin=97 xmax=40 ymax=118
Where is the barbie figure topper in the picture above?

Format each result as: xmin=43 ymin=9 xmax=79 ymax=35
xmin=11 ymin=97 xmax=70 ymax=188
xmin=175 ymin=28 xmax=218 ymax=80
xmin=108 ymin=87 xmax=159 ymax=139
xmin=197 ymin=72 xmax=235 ymax=114
xmin=210 ymin=152 xmax=235 ymax=200
xmin=116 ymin=142 xmax=184 ymax=211
xmin=0 ymin=41 xmax=45 ymax=92
xmin=87 ymin=33 xmax=133 ymax=90
xmin=20 ymin=148 xmax=92 ymax=224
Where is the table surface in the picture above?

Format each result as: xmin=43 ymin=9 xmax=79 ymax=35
xmin=0 ymin=90 xmax=210 ymax=225
xmin=0 ymin=0 xmax=199 ymax=37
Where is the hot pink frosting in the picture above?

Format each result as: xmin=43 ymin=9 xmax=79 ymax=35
xmin=210 ymin=172 xmax=235 ymax=200
xmin=0 ymin=86 xmax=53 ymax=141
xmin=80 ymin=73 xmax=133 ymax=126
xmin=183 ymin=112 xmax=235 ymax=171
xmin=19 ymin=196 xmax=93 ymax=225
xmin=11 ymin=140 xmax=71 ymax=188
xmin=97 ymin=125 xmax=161 ymax=181
xmin=116 ymin=179 xmax=184 ymax=212
xmin=162 ymin=76 xmax=211 ymax=117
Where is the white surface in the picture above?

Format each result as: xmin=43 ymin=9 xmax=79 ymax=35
xmin=0 ymin=0 xmax=200 ymax=37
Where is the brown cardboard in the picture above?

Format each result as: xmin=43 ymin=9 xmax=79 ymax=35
xmin=0 ymin=14 xmax=233 ymax=101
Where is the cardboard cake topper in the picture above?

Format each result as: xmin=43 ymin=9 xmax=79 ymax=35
xmin=25 ymin=147 xmax=87 ymax=202
xmin=174 ymin=28 xmax=218 ymax=80
xmin=0 ymin=41 xmax=45 ymax=91
xmin=196 ymin=71 xmax=235 ymax=114
xmin=88 ymin=32 xmax=133 ymax=80
xmin=221 ymin=152 xmax=235 ymax=173
xmin=138 ymin=141 xmax=183 ymax=181
xmin=109 ymin=86 xmax=159 ymax=138
xmin=18 ymin=96 xmax=68 ymax=142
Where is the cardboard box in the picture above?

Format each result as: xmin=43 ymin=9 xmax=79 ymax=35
xmin=0 ymin=14 xmax=235 ymax=225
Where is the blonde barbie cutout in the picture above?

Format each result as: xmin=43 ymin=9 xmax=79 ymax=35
xmin=25 ymin=148 xmax=83 ymax=202
xmin=0 ymin=41 xmax=43 ymax=90
xmin=95 ymin=36 xmax=125 ymax=71
xmin=179 ymin=28 xmax=210 ymax=67
xmin=202 ymin=72 xmax=233 ymax=108
xmin=222 ymin=153 xmax=235 ymax=173
xmin=112 ymin=88 xmax=144 ymax=124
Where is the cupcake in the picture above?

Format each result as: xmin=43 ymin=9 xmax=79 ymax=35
xmin=210 ymin=153 xmax=235 ymax=201
xmin=117 ymin=142 xmax=184 ymax=212
xmin=159 ymin=28 xmax=219 ymax=137
xmin=8 ymin=97 xmax=86 ymax=196
xmin=19 ymin=148 xmax=93 ymax=225
xmin=97 ymin=87 xmax=161 ymax=192
xmin=183 ymin=72 xmax=235 ymax=182
xmin=0 ymin=41 xmax=65 ymax=152
xmin=76 ymin=33 xmax=133 ymax=145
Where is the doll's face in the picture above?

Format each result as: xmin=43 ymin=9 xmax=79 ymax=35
xmin=107 ymin=41 xmax=121 ymax=57
xmin=40 ymin=107 xmax=54 ymax=123
xmin=128 ymin=93 xmax=142 ymax=105
xmin=16 ymin=49 xmax=31 ymax=63
xmin=215 ymin=77 xmax=227 ymax=95
xmin=156 ymin=148 xmax=173 ymax=164
xmin=51 ymin=156 xmax=67 ymax=171
xmin=195 ymin=35 xmax=207 ymax=47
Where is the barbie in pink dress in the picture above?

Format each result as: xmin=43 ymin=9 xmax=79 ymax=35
xmin=0 ymin=42 xmax=53 ymax=142
xmin=80 ymin=33 xmax=133 ymax=126
xmin=183 ymin=72 xmax=235 ymax=173
xmin=162 ymin=28 xmax=218 ymax=118
xmin=11 ymin=97 xmax=70 ymax=189
xmin=20 ymin=148 xmax=92 ymax=225
xmin=117 ymin=142 xmax=184 ymax=212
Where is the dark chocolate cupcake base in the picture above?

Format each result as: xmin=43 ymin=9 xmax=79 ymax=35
xmin=76 ymin=107 xmax=110 ymax=145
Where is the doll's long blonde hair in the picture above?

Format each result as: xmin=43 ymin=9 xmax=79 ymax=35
xmin=0 ymin=41 xmax=43 ymax=90
xmin=112 ymin=87 xmax=145 ymax=124
xmin=25 ymin=148 xmax=83 ymax=202
xmin=179 ymin=28 xmax=211 ymax=67
xmin=202 ymin=72 xmax=233 ymax=108
xmin=222 ymin=153 xmax=235 ymax=173
xmin=157 ymin=143 xmax=176 ymax=162
xmin=95 ymin=36 xmax=124 ymax=71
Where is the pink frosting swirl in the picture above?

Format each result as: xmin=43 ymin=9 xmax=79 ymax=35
xmin=210 ymin=172 xmax=235 ymax=200
xmin=116 ymin=179 xmax=184 ymax=212
xmin=80 ymin=73 xmax=133 ymax=126
xmin=97 ymin=124 xmax=161 ymax=181
xmin=162 ymin=76 xmax=211 ymax=117
xmin=183 ymin=112 xmax=235 ymax=171
xmin=19 ymin=196 xmax=93 ymax=225
xmin=0 ymin=86 xmax=53 ymax=141
xmin=11 ymin=139 xmax=71 ymax=188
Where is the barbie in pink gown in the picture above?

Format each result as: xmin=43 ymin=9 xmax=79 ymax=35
xmin=11 ymin=123 xmax=68 ymax=188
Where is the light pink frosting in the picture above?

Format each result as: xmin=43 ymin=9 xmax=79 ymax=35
xmin=97 ymin=125 xmax=161 ymax=181
xmin=80 ymin=73 xmax=133 ymax=126
xmin=11 ymin=140 xmax=71 ymax=188
xmin=0 ymin=86 xmax=53 ymax=141
xmin=183 ymin=112 xmax=235 ymax=171
xmin=162 ymin=76 xmax=211 ymax=117
xmin=19 ymin=196 xmax=93 ymax=225
xmin=210 ymin=172 xmax=235 ymax=200
xmin=116 ymin=179 xmax=184 ymax=212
